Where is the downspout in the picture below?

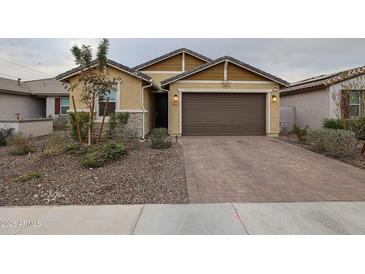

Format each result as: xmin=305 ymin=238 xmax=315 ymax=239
xmin=141 ymin=80 xmax=153 ymax=139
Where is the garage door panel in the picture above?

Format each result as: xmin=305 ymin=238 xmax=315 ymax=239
xmin=182 ymin=93 xmax=266 ymax=136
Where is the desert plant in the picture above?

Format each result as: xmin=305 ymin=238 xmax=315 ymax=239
xmin=322 ymin=118 xmax=344 ymax=130
xmin=106 ymin=112 xmax=130 ymax=140
xmin=14 ymin=171 xmax=42 ymax=182
xmin=0 ymin=128 xmax=14 ymax=146
xmin=81 ymin=143 xmax=126 ymax=168
xmin=68 ymin=111 xmax=89 ymax=141
xmin=53 ymin=115 xmax=68 ymax=131
xmin=40 ymin=132 xmax=71 ymax=157
xmin=343 ymin=117 xmax=365 ymax=140
xmin=305 ymin=128 xmax=357 ymax=157
xmin=150 ymin=128 xmax=172 ymax=149
xmin=292 ymin=125 xmax=309 ymax=142
xmin=8 ymin=133 xmax=34 ymax=156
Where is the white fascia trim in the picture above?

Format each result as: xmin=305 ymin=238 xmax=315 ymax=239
xmin=140 ymin=71 xmax=183 ymax=74
xmin=67 ymin=109 xmax=90 ymax=112
xmin=178 ymin=88 xmax=272 ymax=93
xmin=177 ymin=80 xmax=273 ymax=84
xmin=178 ymin=89 xmax=272 ymax=135
xmin=182 ymin=52 xmax=185 ymax=72
xmin=115 ymin=109 xmax=147 ymax=113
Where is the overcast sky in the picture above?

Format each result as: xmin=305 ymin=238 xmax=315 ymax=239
xmin=0 ymin=38 xmax=365 ymax=82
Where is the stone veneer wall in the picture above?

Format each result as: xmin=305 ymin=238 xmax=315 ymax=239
xmin=127 ymin=112 xmax=143 ymax=137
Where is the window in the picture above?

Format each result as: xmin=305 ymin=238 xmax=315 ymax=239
xmin=60 ymin=97 xmax=69 ymax=115
xmin=349 ymin=91 xmax=360 ymax=118
xmin=98 ymin=88 xmax=117 ymax=117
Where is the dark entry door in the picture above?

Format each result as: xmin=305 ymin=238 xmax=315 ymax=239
xmin=155 ymin=93 xmax=168 ymax=129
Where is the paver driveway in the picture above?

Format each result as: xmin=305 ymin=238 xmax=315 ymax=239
xmin=181 ymin=136 xmax=365 ymax=203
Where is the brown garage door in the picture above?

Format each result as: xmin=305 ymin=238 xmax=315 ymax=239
xmin=182 ymin=93 xmax=266 ymax=136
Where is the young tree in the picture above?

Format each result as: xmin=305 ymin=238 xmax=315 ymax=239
xmin=69 ymin=39 xmax=119 ymax=145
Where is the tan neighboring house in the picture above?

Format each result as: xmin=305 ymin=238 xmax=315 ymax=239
xmin=57 ymin=48 xmax=288 ymax=138
xmin=281 ymin=65 xmax=365 ymax=130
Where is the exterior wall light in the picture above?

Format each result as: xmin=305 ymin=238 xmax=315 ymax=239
xmin=272 ymin=95 xmax=277 ymax=102
xmin=173 ymin=94 xmax=178 ymax=103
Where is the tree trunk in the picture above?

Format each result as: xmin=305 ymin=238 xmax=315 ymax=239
xmin=88 ymin=95 xmax=96 ymax=146
xmin=97 ymin=97 xmax=109 ymax=144
xmin=71 ymin=96 xmax=83 ymax=145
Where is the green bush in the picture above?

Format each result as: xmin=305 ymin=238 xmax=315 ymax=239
xmin=40 ymin=132 xmax=70 ymax=157
xmin=343 ymin=117 xmax=365 ymax=140
xmin=292 ymin=125 xmax=308 ymax=142
xmin=322 ymin=118 xmax=344 ymax=130
xmin=150 ymin=128 xmax=171 ymax=149
xmin=81 ymin=143 xmax=126 ymax=168
xmin=305 ymin=128 xmax=357 ymax=157
xmin=53 ymin=115 xmax=68 ymax=131
xmin=0 ymin=128 xmax=14 ymax=146
xmin=68 ymin=111 xmax=89 ymax=141
xmin=106 ymin=112 xmax=130 ymax=140
xmin=8 ymin=133 xmax=34 ymax=156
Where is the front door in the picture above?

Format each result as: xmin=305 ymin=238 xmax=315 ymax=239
xmin=155 ymin=93 xmax=168 ymax=129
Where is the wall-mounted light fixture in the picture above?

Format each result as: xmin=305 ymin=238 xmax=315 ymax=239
xmin=272 ymin=95 xmax=277 ymax=103
xmin=173 ymin=94 xmax=178 ymax=103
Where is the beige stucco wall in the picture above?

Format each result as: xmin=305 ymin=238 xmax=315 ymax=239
xmin=0 ymin=93 xmax=46 ymax=119
xmin=67 ymin=66 xmax=143 ymax=111
xmin=141 ymin=72 xmax=181 ymax=86
xmin=17 ymin=119 xmax=53 ymax=137
xmin=280 ymin=88 xmax=330 ymax=129
xmin=168 ymin=81 xmax=280 ymax=136
xmin=143 ymin=88 xmax=155 ymax=135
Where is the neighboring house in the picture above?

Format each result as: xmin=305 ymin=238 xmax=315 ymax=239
xmin=0 ymin=77 xmax=69 ymax=120
xmin=57 ymin=48 xmax=288 ymax=138
xmin=281 ymin=65 xmax=365 ymax=129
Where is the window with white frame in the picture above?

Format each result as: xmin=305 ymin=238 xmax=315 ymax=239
xmin=98 ymin=87 xmax=117 ymax=117
xmin=349 ymin=91 xmax=360 ymax=118
xmin=60 ymin=97 xmax=69 ymax=115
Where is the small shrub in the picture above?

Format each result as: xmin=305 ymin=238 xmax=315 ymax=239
xmin=292 ymin=125 xmax=308 ymax=143
xmin=53 ymin=115 xmax=68 ymax=131
xmin=150 ymin=128 xmax=171 ymax=149
xmin=322 ymin=118 xmax=344 ymax=130
xmin=119 ymin=129 xmax=140 ymax=150
xmin=344 ymin=117 xmax=365 ymax=140
xmin=8 ymin=133 xmax=34 ymax=156
xmin=14 ymin=171 xmax=42 ymax=182
xmin=0 ymin=128 xmax=14 ymax=146
xmin=40 ymin=133 xmax=70 ymax=157
xmin=106 ymin=112 xmax=130 ymax=140
xmin=68 ymin=111 xmax=89 ymax=141
xmin=81 ymin=143 xmax=126 ymax=168
xmin=305 ymin=128 xmax=357 ymax=157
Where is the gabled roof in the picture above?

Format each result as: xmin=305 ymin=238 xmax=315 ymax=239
xmin=281 ymin=65 xmax=365 ymax=95
xmin=0 ymin=77 xmax=67 ymax=96
xmin=56 ymin=59 xmax=152 ymax=82
xmin=161 ymin=56 xmax=289 ymax=87
xmin=0 ymin=77 xmax=31 ymax=95
xmin=133 ymin=48 xmax=212 ymax=71
xmin=25 ymin=78 xmax=68 ymax=96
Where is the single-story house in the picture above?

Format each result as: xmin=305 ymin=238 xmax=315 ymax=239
xmin=0 ymin=77 xmax=69 ymax=120
xmin=280 ymin=65 xmax=365 ymax=130
xmin=57 ymin=48 xmax=288 ymax=138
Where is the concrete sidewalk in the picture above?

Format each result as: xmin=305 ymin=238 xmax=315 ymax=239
xmin=1 ymin=202 xmax=364 ymax=235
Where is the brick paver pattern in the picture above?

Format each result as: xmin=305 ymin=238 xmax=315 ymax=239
xmin=181 ymin=136 xmax=365 ymax=203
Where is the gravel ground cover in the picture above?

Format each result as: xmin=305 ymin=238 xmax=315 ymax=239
xmin=279 ymin=133 xmax=365 ymax=170
xmin=0 ymin=135 xmax=188 ymax=206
